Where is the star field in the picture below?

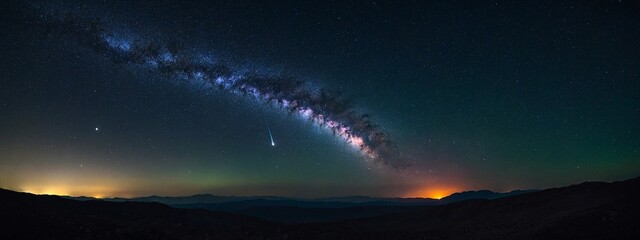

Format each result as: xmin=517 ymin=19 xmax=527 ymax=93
xmin=0 ymin=0 xmax=639 ymax=198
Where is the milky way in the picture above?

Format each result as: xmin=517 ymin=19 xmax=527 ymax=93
xmin=30 ymin=8 xmax=410 ymax=169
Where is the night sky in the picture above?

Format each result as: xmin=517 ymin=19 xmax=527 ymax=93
xmin=1 ymin=0 xmax=639 ymax=199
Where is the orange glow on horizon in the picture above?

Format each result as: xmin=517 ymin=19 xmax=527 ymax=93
xmin=406 ymin=186 xmax=461 ymax=199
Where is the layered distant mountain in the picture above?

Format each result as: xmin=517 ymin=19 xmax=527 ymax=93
xmin=2 ymin=177 xmax=639 ymax=239
xmin=72 ymin=194 xmax=438 ymax=206
xmin=63 ymin=189 xmax=536 ymax=223
xmin=67 ymin=189 xmax=535 ymax=208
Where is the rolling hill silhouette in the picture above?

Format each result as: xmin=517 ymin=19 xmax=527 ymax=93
xmin=1 ymin=176 xmax=638 ymax=239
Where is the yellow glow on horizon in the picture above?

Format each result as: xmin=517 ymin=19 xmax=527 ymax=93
xmin=21 ymin=186 xmax=70 ymax=196
xmin=17 ymin=183 xmax=123 ymax=198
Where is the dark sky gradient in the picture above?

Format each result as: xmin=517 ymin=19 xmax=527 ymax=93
xmin=0 ymin=0 xmax=639 ymax=198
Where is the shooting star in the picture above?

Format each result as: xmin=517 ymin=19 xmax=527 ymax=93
xmin=32 ymin=9 xmax=410 ymax=168
xmin=268 ymin=127 xmax=275 ymax=146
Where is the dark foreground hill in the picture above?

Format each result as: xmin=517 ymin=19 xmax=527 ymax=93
xmin=0 ymin=190 xmax=279 ymax=240
xmin=288 ymin=177 xmax=640 ymax=240
xmin=1 ymin=176 xmax=639 ymax=240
